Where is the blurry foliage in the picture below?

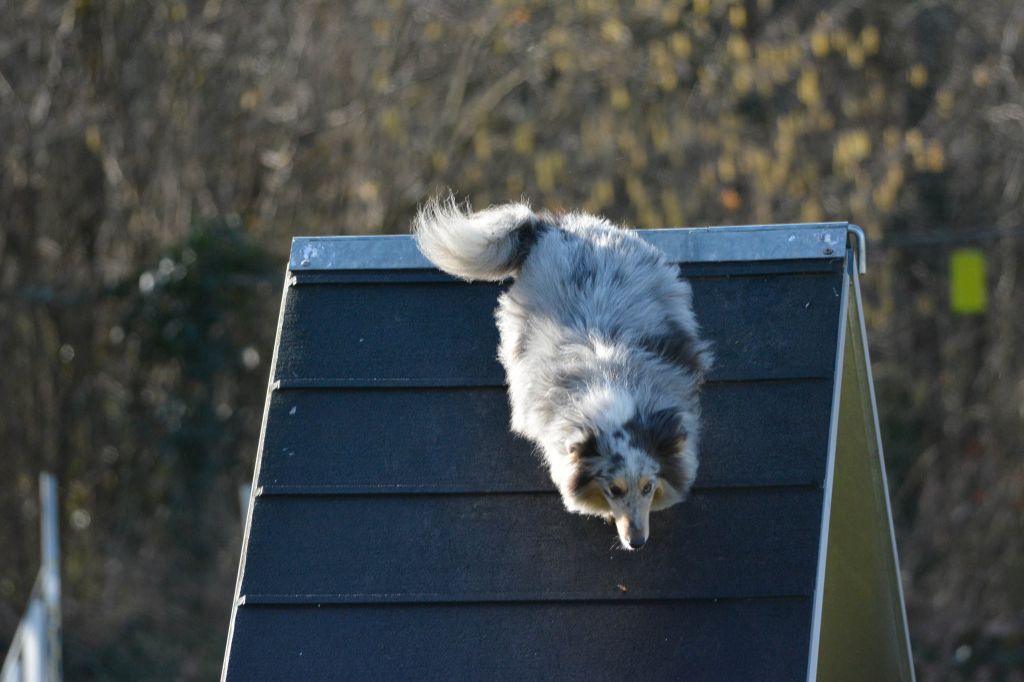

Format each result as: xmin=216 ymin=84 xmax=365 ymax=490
xmin=2 ymin=219 xmax=276 ymax=679
xmin=123 ymin=222 xmax=275 ymax=545
xmin=1 ymin=0 xmax=1023 ymax=679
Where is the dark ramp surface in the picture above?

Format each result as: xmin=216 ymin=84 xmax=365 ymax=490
xmin=229 ymin=599 xmax=810 ymax=681
xmin=223 ymin=235 xmax=846 ymax=681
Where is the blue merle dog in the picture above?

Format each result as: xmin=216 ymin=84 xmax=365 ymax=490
xmin=414 ymin=196 xmax=711 ymax=549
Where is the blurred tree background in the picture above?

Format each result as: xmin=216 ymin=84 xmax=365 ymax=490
xmin=1 ymin=0 xmax=1022 ymax=679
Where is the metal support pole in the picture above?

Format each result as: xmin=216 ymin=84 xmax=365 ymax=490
xmin=1 ymin=473 xmax=61 ymax=682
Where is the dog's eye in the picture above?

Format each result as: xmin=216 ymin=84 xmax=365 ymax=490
xmin=642 ymin=482 xmax=653 ymax=496
xmin=608 ymin=485 xmax=624 ymax=498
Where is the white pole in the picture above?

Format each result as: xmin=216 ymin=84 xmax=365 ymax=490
xmin=0 ymin=624 xmax=24 ymax=682
xmin=0 ymin=474 xmax=62 ymax=682
xmin=0 ymin=653 xmax=20 ymax=682
xmin=21 ymin=595 xmax=44 ymax=682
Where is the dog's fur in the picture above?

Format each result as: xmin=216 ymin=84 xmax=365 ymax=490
xmin=413 ymin=196 xmax=711 ymax=549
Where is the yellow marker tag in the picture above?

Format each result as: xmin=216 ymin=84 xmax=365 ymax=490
xmin=949 ymin=248 xmax=987 ymax=315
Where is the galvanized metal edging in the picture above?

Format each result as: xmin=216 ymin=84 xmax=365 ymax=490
xmin=220 ymin=264 xmax=294 ymax=682
xmin=289 ymin=222 xmax=853 ymax=271
xmin=804 ymin=252 xmax=852 ymax=682
xmin=847 ymin=224 xmax=867 ymax=275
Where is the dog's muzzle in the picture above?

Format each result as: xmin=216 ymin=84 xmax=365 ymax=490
xmin=620 ymin=519 xmax=648 ymax=549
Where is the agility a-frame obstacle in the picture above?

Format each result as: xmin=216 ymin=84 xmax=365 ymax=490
xmin=223 ymin=223 xmax=913 ymax=681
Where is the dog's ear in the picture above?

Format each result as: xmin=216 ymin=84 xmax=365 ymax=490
xmin=652 ymin=480 xmax=685 ymax=511
xmin=568 ymin=431 xmax=600 ymax=462
xmin=567 ymin=458 xmax=609 ymax=512
xmin=567 ymin=463 xmax=595 ymax=496
xmin=567 ymin=431 xmax=601 ymax=496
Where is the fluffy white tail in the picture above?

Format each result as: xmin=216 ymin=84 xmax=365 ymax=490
xmin=413 ymin=196 xmax=542 ymax=281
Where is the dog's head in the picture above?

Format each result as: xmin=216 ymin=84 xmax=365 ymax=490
xmin=566 ymin=408 xmax=692 ymax=550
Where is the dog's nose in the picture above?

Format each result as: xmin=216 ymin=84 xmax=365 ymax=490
xmin=627 ymin=536 xmax=647 ymax=549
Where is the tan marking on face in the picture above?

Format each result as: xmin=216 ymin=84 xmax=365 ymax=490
xmin=575 ymin=480 xmax=611 ymax=513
